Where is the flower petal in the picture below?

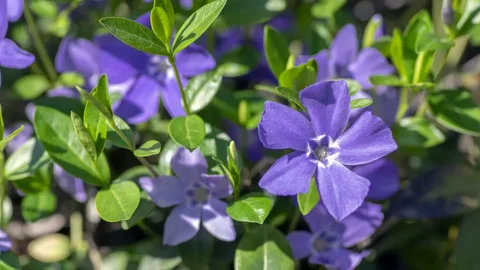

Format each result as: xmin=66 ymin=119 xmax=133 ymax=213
xmin=0 ymin=0 xmax=7 ymax=39
xmin=175 ymin=44 xmax=216 ymax=77
xmin=164 ymin=203 xmax=201 ymax=246
xmin=54 ymin=165 xmax=87 ymax=203
xmin=353 ymin=158 xmax=399 ymax=201
xmin=300 ymin=81 xmax=350 ymax=140
xmin=7 ymin=0 xmax=23 ymax=22
xmin=114 ymin=75 xmax=161 ymax=124
xmin=201 ymin=174 xmax=232 ymax=199
xmin=374 ymin=86 xmax=399 ymax=127
xmin=309 ymin=249 xmax=368 ymax=270
xmin=95 ymin=34 xmax=149 ymax=72
xmin=47 ymin=87 xmax=79 ymax=99
xmin=258 ymin=101 xmax=314 ymax=151
xmin=336 ymin=111 xmax=397 ymax=166
xmin=349 ymin=48 xmax=395 ymax=89
xmin=162 ymin=69 xmax=188 ymax=117
xmin=139 ymin=176 xmax=187 ymax=208
xmin=341 ymin=202 xmax=383 ymax=247
xmin=304 ymin=202 xmax=337 ymax=233
xmin=317 ymin=162 xmax=370 ymax=220
xmin=66 ymin=39 xmax=99 ymax=77
xmin=287 ymin=231 xmax=313 ymax=260
xmin=259 ymin=151 xmax=316 ymax=196
xmin=330 ymin=24 xmax=358 ymax=69
xmin=171 ymin=148 xmax=208 ymax=184
xmin=202 ymin=198 xmax=236 ymax=242
xmin=98 ymin=49 xmax=138 ymax=84
xmin=0 ymin=230 xmax=11 ymax=252
xmin=0 ymin=39 xmax=35 ymax=69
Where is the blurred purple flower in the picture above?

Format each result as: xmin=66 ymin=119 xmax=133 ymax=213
xmin=0 ymin=0 xmax=35 ymax=87
xmin=226 ymin=122 xmax=263 ymax=162
xmin=140 ymin=147 xmax=235 ymax=246
xmin=287 ymin=202 xmax=383 ymax=269
xmin=258 ymin=80 xmax=397 ymax=220
xmin=354 ymin=158 xmax=399 ymax=201
xmin=54 ymin=164 xmax=87 ymax=203
xmin=0 ymin=230 xmax=12 ymax=252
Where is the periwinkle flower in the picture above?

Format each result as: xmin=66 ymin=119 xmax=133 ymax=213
xmin=140 ymin=147 xmax=235 ymax=246
xmin=0 ymin=230 xmax=12 ymax=253
xmin=54 ymin=164 xmax=87 ymax=203
xmin=354 ymin=158 xmax=399 ymax=201
xmin=287 ymin=202 xmax=383 ymax=269
xmin=258 ymin=80 xmax=397 ymax=220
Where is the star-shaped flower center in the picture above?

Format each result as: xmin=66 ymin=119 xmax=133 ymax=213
xmin=306 ymin=136 xmax=340 ymax=168
xmin=185 ymin=182 xmax=211 ymax=207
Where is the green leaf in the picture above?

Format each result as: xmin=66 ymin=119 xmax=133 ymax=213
xmin=4 ymin=138 xmax=51 ymax=181
xmin=297 ymin=179 xmax=319 ymax=215
xmin=227 ymin=193 xmax=273 ymax=224
xmin=71 ymin=112 xmax=97 ymax=162
xmin=235 ymin=225 xmax=294 ymax=270
xmin=27 ymin=234 xmax=71 ymax=263
xmin=14 ymin=164 xmax=52 ymax=195
xmin=0 ymin=125 xmax=24 ymax=151
xmin=168 ymin=115 xmax=206 ymax=150
xmin=390 ymin=29 xmax=407 ymax=80
xmin=95 ymin=75 xmax=113 ymax=116
xmin=99 ymin=17 xmax=168 ymax=55
xmin=219 ymin=46 xmax=261 ymax=77
xmin=76 ymin=86 xmax=113 ymax=120
xmin=95 ymin=181 xmax=140 ymax=222
xmin=178 ymin=228 xmax=214 ymax=270
xmin=21 ymin=191 xmax=57 ymax=222
xmin=151 ymin=7 xmax=173 ymax=49
xmin=121 ymin=192 xmax=155 ymax=230
xmin=350 ymin=98 xmax=373 ymax=109
xmin=30 ymin=0 xmax=58 ymax=18
xmin=13 ymin=75 xmax=50 ymax=100
xmin=371 ymin=36 xmax=392 ymax=57
xmin=134 ymin=140 xmax=162 ymax=157
xmin=275 ymin=87 xmax=305 ymax=110
xmin=0 ymin=252 xmax=21 ymax=270
xmin=34 ymin=97 xmax=111 ymax=187
xmin=415 ymin=33 xmax=455 ymax=53
xmin=340 ymin=79 xmax=362 ymax=96
xmin=363 ymin=15 xmax=381 ymax=48
xmin=264 ymin=26 xmax=290 ymax=78
xmin=172 ymin=0 xmax=227 ymax=54
xmin=153 ymin=0 xmax=175 ymax=26
xmin=457 ymin=5 xmax=480 ymax=36
xmin=59 ymin=72 xmax=85 ymax=88
xmin=199 ymin=124 xmax=232 ymax=174
xmin=311 ymin=0 xmax=346 ymax=19
xmin=106 ymin=116 xmax=135 ymax=149
xmin=227 ymin=141 xmax=243 ymax=187
xmin=279 ymin=62 xmax=316 ymax=91
xmin=404 ymin=10 xmax=433 ymax=51
xmin=220 ymin=0 xmax=277 ymax=27
xmin=428 ymin=90 xmax=480 ymax=136
xmin=370 ymin=75 xmax=405 ymax=87
xmin=137 ymin=240 xmax=182 ymax=270
xmin=186 ymin=70 xmax=223 ymax=113
xmin=84 ymin=88 xmax=107 ymax=158
xmin=454 ymin=208 xmax=480 ymax=269
xmin=393 ymin=117 xmax=445 ymax=149
xmin=212 ymin=156 xmax=235 ymax=187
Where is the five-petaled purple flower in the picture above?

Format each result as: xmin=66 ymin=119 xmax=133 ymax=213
xmin=140 ymin=147 xmax=236 ymax=246
xmin=258 ymin=80 xmax=397 ymax=220
xmin=0 ymin=0 xmax=35 ymax=87
xmin=287 ymin=202 xmax=383 ymax=270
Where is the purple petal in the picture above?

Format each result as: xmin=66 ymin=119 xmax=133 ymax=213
xmin=374 ymin=86 xmax=399 ymax=127
xmin=95 ymin=34 xmax=149 ymax=72
xmin=4 ymin=122 xmax=33 ymax=153
xmin=202 ymin=198 xmax=235 ymax=242
xmin=259 ymin=151 xmax=316 ymax=196
xmin=258 ymin=101 xmax=314 ymax=151
xmin=309 ymin=249 xmax=367 ymax=270
xmin=354 ymin=159 xmax=399 ymax=201
xmin=180 ymin=0 xmax=193 ymax=9
xmin=336 ymin=111 xmax=397 ymax=166
xmin=349 ymin=48 xmax=395 ymax=89
xmin=175 ymin=44 xmax=216 ymax=77
xmin=98 ymin=49 xmax=138 ymax=84
xmin=300 ymin=81 xmax=350 ymax=140
xmin=317 ymin=162 xmax=370 ymax=220
xmin=139 ymin=176 xmax=187 ymax=208
xmin=114 ymin=75 xmax=160 ymax=124
xmin=7 ymin=0 xmax=23 ymax=22
xmin=171 ymin=148 xmax=207 ymax=184
xmin=330 ymin=24 xmax=358 ymax=69
xmin=372 ymin=14 xmax=385 ymax=40
xmin=0 ymin=230 xmax=11 ymax=252
xmin=201 ymin=175 xmax=232 ymax=199
xmin=304 ymin=202 xmax=337 ymax=233
xmin=55 ymin=37 xmax=75 ymax=72
xmin=287 ymin=231 xmax=312 ymax=260
xmin=162 ymin=70 xmax=188 ymax=117
xmin=0 ymin=39 xmax=35 ymax=69
xmin=47 ymin=87 xmax=79 ymax=99
xmin=0 ymin=0 xmax=7 ymax=39
xmin=54 ymin=165 xmax=87 ymax=203
xmin=164 ymin=203 xmax=201 ymax=246
xmin=67 ymin=39 xmax=100 ymax=77
xmin=136 ymin=11 xmax=151 ymax=28
xmin=341 ymin=202 xmax=383 ymax=247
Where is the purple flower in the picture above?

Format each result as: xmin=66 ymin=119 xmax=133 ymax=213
xmin=353 ymin=158 xmax=399 ymax=201
xmin=258 ymin=80 xmax=397 ymax=220
xmin=139 ymin=147 xmax=235 ymax=245
xmin=54 ymin=164 xmax=87 ymax=203
xmin=0 ymin=0 xmax=35 ymax=87
xmin=226 ymin=122 xmax=264 ymax=162
xmin=0 ymin=230 xmax=12 ymax=252
xmin=287 ymin=202 xmax=383 ymax=269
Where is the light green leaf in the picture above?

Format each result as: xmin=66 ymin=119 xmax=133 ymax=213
xmin=172 ymin=0 xmax=227 ymax=54
xmin=76 ymin=86 xmax=113 ymax=120
xmin=186 ymin=70 xmax=223 ymax=113
xmin=279 ymin=62 xmax=316 ymax=91
xmin=13 ymin=75 xmax=50 ymax=100
xmin=71 ymin=112 xmax=97 ymax=162
xmin=151 ymin=7 xmax=173 ymax=49
xmin=404 ymin=10 xmax=433 ymax=51
xmin=276 ymin=86 xmax=305 ymax=110
xmin=457 ymin=5 xmax=480 ymax=36
xmin=84 ymin=88 xmax=107 ymax=158
xmin=363 ymin=15 xmax=381 ymax=48
xmin=0 ymin=125 xmax=24 ymax=151
xmin=454 ymin=209 xmax=480 ymax=269
xmin=95 ymin=75 xmax=113 ymax=117
xmin=371 ymin=36 xmax=392 ymax=57
xmin=21 ymin=191 xmax=57 ymax=222
xmin=415 ymin=33 xmax=455 ymax=53
xmin=227 ymin=141 xmax=243 ymax=187
xmin=121 ymin=192 xmax=155 ymax=230
xmin=178 ymin=228 xmax=214 ymax=270
xmin=106 ymin=116 xmax=135 ymax=150
xmin=27 ymin=234 xmax=71 ymax=263
xmin=168 ymin=115 xmax=206 ymax=150
xmin=227 ymin=193 xmax=273 ymax=224
xmin=0 ymin=252 xmax=20 ymax=270
xmin=134 ymin=140 xmax=162 ymax=157
xmin=370 ymin=75 xmax=405 ymax=87
xmin=390 ymin=29 xmax=407 ymax=80
xmin=30 ymin=0 xmax=58 ymax=18
xmin=100 ymin=17 xmax=168 ymax=55
xmin=4 ymin=138 xmax=51 ymax=181
xmin=153 ymin=0 xmax=175 ymax=26
xmin=297 ymin=179 xmax=319 ymax=215
xmin=95 ymin=181 xmax=140 ymax=222
xmin=311 ymin=0 xmax=346 ymax=19
xmin=59 ymin=72 xmax=85 ymax=88
xmin=264 ymin=26 xmax=290 ymax=78
xmin=350 ymin=98 xmax=373 ymax=109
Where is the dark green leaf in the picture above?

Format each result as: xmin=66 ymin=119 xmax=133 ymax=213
xmin=227 ymin=193 xmax=273 ymax=224
xmin=0 ymin=252 xmax=20 ymax=270
xmin=350 ymin=98 xmax=373 ymax=109
xmin=454 ymin=208 xmax=480 ymax=269
xmin=134 ymin=140 xmax=162 ymax=157
xmin=297 ymin=179 xmax=319 ymax=215
xmin=71 ymin=112 xmax=97 ymax=162
xmin=168 ymin=115 xmax=206 ymax=150
xmin=13 ymin=75 xmax=50 ymax=100
xmin=178 ymin=228 xmax=214 ymax=270
xmin=84 ymin=88 xmax=107 ymax=158
xmin=264 ymin=26 xmax=290 ymax=78
xmin=121 ymin=192 xmax=155 ymax=230
xmin=151 ymin=7 xmax=173 ymax=49
xmin=106 ymin=116 xmax=135 ymax=150
xmin=186 ymin=70 xmax=223 ymax=113
xmin=95 ymin=181 xmax=140 ymax=222
xmin=276 ymin=87 xmax=305 ymax=110
xmin=21 ymin=191 xmax=57 ymax=222
xmin=393 ymin=117 xmax=445 ymax=149
xmin=4 ymin=138 xmax=51 ymax=181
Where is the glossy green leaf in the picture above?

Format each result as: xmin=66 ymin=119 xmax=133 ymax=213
xmin=454 ymin=208 xmax=480 ymax=269
xmin=121 ymin=192 xmax=155 ymax=230
xmin=4 ymin=138 xmax=51 ymax=181
xmin=27 ymin=234 xmax=71 ymax=263
xmin=153 ymin=0 xmax=175 ymax=26
xmin=219 ymin=46 xmax=261 ymax=77
xmin=106 ymin=116 xmax=135 ymax=149
xmin=172 ymin=0 xmax=227 ymax=54
xmin=393 ymin=117 xmax=445 ymax=149
xmin=95 ymin=75 xmax=113 ymax=117
xmin=71 ymin=112 xmax=97 ymax=162
xmin=0 ymin=252 xmax=20 ymax=270
xmin=297 ymin=179 xmax=319 ymax=215
xmin=13 ymin=75 xmax=50 ymax=100
xmin=276 ymin=87 xmax=305 ymax=110
xmin=168 ymin=115 xmax=206 ymax=150
xmin=0 ymin=125 xmax=24 ymax=151
xmin=59 ymin=72 xmax=85 ymax=88
xmin=99 ymin=17 xmax=168 ymax=55
xmin=13 ymin=164 xmax=52 ymax=195
xmin=264 ymin=26 xmax=290 ymax=78
xmin=151 ymin=7 xmax=172 ymax=49
xmin=84 ymin=88 xmax=107 ymax=158
xmin=186 ymin=70 xmax=223 ymax=113
xmin=415 ymin=33 xmax=455 ymax=53
xmin=21 ymin=191 xmax=57 ymax=222
xmin=227 ymin=193 xmax=273 ymax=224
xmin=350 ymin=98 xmax=373 ymax=109
xmin=428 ymin=90 xmax=480 ymax=136
xmin=457 ymin=5 xmax=480 ymax=36
xmin=134 ymin=140 xmax=162 ymax=157
xmin=390 ymin=29 xmax=407 ymax=80
xmin=178 ymin=228 xmax=214 ymax=270
xmin=95 ymin=181 xmax=140 ymax=222
xmin=235 ymin=225 xmax=294 ymax=270
xmin=76 ymin=86 xmax=113 ymax=120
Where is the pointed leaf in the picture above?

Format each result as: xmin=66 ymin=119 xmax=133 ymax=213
xmin=71 ymin=112 xmax=97 ymax=162
xmin=264 ymin=26 xmax=290 ymax=78
xmin=227 ymin=193 xmax=273 ymax=224
xmin=0 ymin=125 xmax=24 ymax=151
xmin=186 ymin=70 xmax=223 ymax=113
xmin=153 ymin=0 xmax=175 ymax=26
xmin=168 ymin=115 xmax=206 ymax=150
xmin=297 ymin=178 xmax=319 ymax=215
xmin=276 ymin=86 xmax=305 ymax=110
xmin=95 ymin=181 xmax=140 ymax=222
xmin=134 ymin=140 xmax=162 ymax=157
xmin=84 ymin=88 xmax=107 ymax=158
xmin=4 ymin=138 xmax=51 ymax=181
xmin=76 ymin=86 xmax=113 ymax=120
xmin=151 ymin=7 xmax=173 ymax=49
xmin=96 ymin=75 xmax=113 ymax=116
xmin=350 ymin=98 xmax=373 ymax=109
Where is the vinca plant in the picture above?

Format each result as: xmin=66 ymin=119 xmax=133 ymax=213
xmin=0 ymin=0 xmax=480 ymax=269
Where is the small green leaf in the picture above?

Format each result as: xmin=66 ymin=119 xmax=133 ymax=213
xmin=457 ymin=6 xmax=480 ymax=36
xmin=4 ymin=138 xmax=51 ymax=181
xmin=27 ymin=234 xmax=71 ymax=263
xmin=21 ymin=191 xmax=57 ymax=222
xmin=106 ymin=116 xmax=135 ymax=149
xmin=178 ymin=228 xmax=214 ymax=270
xmin=71 ymin=112 xmax=97 ymax=162
xmin=371 ymin=36 xmax=392 ymax=57
xmin=186 ymin=70 xmax=223 ymax=113
xmin=30 ymin=0 xmax=58 ymax=18
xmin=59 ymin=72 xmax=85 ymax=88
xmin=121 ymin=192 xmax=155 ymax=230
xmin=168 ymin=115 xmax=206 ymax=150
xmin=95 ymin=181 xmax=141 ymax=222
xmin=172 ymin=0 xmax=227 ymax=54
xmin=13 ymin=75 xmax=50 ymax=100
xmin=404 ymin=10 xmax=433 ymax=52
xmin=227 ymin=141 xmax=243 ymax=187
xmin=76 ymin=86 xmax=113 ymax=120
xmin=96 ymin=75 xmax=113 ymax=117
xmin=134 ymin=140 xmax=162 ymax=157
xmin=212 ymin=156 xmax=235 ymax=187
xmin=341 ymin=79 xmax=362 ymax=96
xmin=0 ymin=125 xmax=24 ymax=151
xmin=279 ymin=62 xmax=316 ymax=91
xmin=276 ymin=86 xmax=305 ymax=110
xmin=297 ymin=179 xmax=319 ymax=215
xmin=415 ymin=33 xmax=455 ymax=53
xmin=350 ymin=98 xmax=373 ymax=109
xmin=84 ymin=88 xmax=107 ymax=158
xmin=264 ymin=26 xmax=290 ymax=78
xmin=390 ymin=29 xmax=407 ymax=80
xmin=153 ymin=0 xmax=175 ymax=27
xmin=227 ymin=193 xmax=273 ymax=224
xmin=151 ymin=7 xmax=173 ymax=49
xmin=100 ymin=17 xmax=168 ymax=55
xmin=363 ymin=15 xmax=381 ymax=48
xmin=370 ymin=75 xmax=405 ymax=87
xmin=428 ymin=90 xmax=480 ymax=136
xmin=0 ymin=252 xmax=21 ymax=270
xmin=311 ymin=0 xmax=346 ymax=19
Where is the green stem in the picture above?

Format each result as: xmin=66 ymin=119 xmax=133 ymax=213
xmin=168 ymin=56 xmax=191 ymax=115
xmin=288 ymin=208 xmax=301 ymax=232
xmin=23 ymin=1 xmax=58 ymax=83
xmin=138 ymin=221 xmax=157 ymax=237
xmin=413 ymin=52 xmax=426 ymax=84
xmin=395 ymin=88 xmax=410 ymax=122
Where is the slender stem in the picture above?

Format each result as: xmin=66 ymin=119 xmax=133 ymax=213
xmin=413 ymin=52 xmax=426 ymax=84
xmin=168 ymin=56 xmax=191 ymax=115
xmin=416 ymin=100 xmax=429 ymax=117
xmin=395 ymin=88 xmax=410 ymax=122
xmin=288 ymin=208 xmax=301 ymax=232
xmin=23 ymin=1 xmax=58 ymax=83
